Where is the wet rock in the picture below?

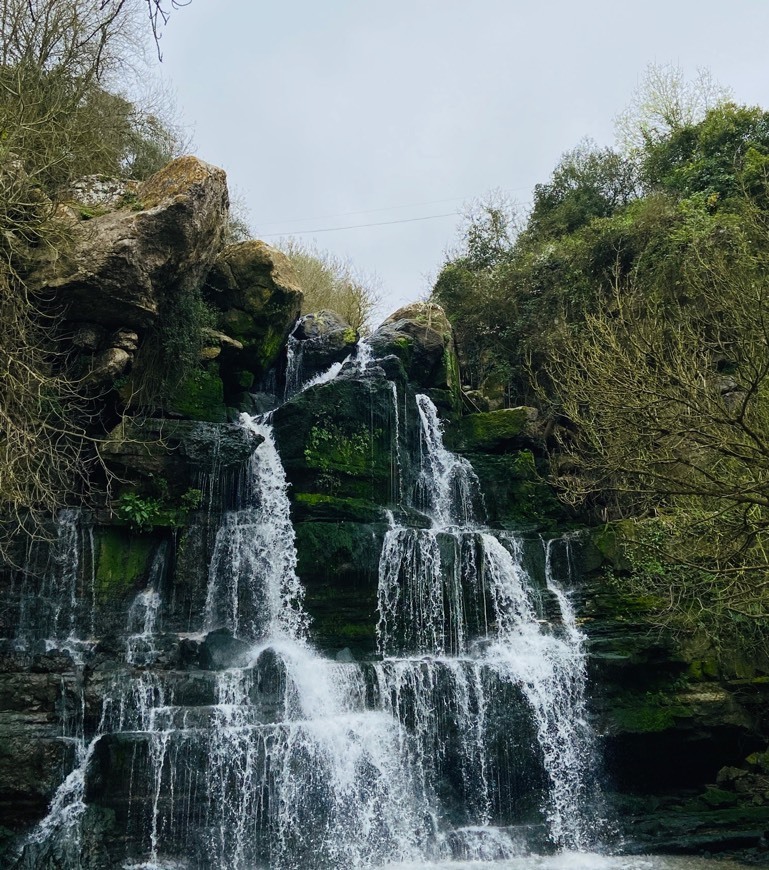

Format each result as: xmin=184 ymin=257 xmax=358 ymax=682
xmin=369 ymin=301 xmax=460 ymax=410
xmin=287 ymin=310 xmax=358 ymax=387
xmin=101 ymin=418 xmax=261 ymax=494
xmin=199 ymin=629 xmax=252 ymax=670
xmin=272 ymin=374 xmax=402 ymax=504
xmin=445 ymin=407 xmax=541 ymax=454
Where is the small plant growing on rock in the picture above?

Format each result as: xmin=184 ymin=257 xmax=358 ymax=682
xmin=179 ymin=487 xmax=203 ymax=512
xmin=116 ymin=493 xmax=161 ymax=531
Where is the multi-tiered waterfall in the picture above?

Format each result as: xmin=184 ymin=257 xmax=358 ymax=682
xmin=14 ymin=365 xmax=608 ymax=869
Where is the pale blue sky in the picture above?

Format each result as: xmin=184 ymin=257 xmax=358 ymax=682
xmin=159 ymin=1 xmax=769 ymax=321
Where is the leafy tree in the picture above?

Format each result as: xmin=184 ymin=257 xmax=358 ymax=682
xmin=643 ymin=103 xmax=769 ymax=205
xmin=615 ymin=63 xmax=732 ymax=152
xmin=432 ymin=80 xmax=769 ymax=656
xmin=432 ymin=194 xmax=518 ymax=397
xmin=541 ymin=202 xmax=769 ymax=653
xmin=527 ymin=140 xmax=639 ymax=241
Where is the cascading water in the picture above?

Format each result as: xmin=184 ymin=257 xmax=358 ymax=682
xmin=18 ymin=366 xmax=606 ymax=868
xmin=15 ymin=508 xmax=96 ymax=655
xmin=374 ymin=395 xmax=601 ymax=853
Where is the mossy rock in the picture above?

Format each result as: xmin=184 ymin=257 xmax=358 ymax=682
xmin=466 ymin=451 xmax=566 ymax=529
xmin=272 ymin=375 xmax=400 ymax=504
xmin=609 ymin=698 xmax=693 ymax=733
xmin=166 ymin=363 xmax=226 ymax=423
xmin=204 ymin=239 xmax=302 ymax=395
xmin=369 ymin=301 xmax=461 ymax=409
xmin=291 ymin=492 xmax=384 ymax=524
xmin=590 ymin=521 xmax=637 ymax=572
xmin=294 ymin=520 xmax=387 ymax=657
xmin=445 ymin=407 xmax=537 ymax=453
xmin=94 ymin=528 xmax=157 ymax=601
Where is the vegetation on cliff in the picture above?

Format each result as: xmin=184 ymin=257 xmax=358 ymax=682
xmin=433 ymin=65 xmax=769 ymax=658
xmin=0 ymin=0 xmax=190 ymax=557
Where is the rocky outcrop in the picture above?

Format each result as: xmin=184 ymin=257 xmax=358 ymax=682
xmin=369 ymin=301 xmax=461 ymax=411
xmin=286 ymin=310 xmax=358 ymax=390
xmin=204 ymin=240 xmax=302 ymax=399
xmin=101 ymin=418 xmax=262 ymax=497
xmin=30 ymin=156 xmax=229 ymax=329
xmin=445 ymin=406 xmax=541 ymax=453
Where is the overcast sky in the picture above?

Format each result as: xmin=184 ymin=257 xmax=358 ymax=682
xmin=159 ymin=1 xmax=769 ymax=323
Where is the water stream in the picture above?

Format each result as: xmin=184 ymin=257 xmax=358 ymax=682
xmin=17 ymin=374 xmax=626 ymax=867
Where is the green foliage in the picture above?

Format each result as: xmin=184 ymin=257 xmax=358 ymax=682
xmin=129 ymin=288 xmax=218 ymax=413
xmin=304 ymin=423 xmax=373 ymax=476
xmin=116 ymin=492 xmax=161 ymax=531
xmin=643 ymin=103 xmax=769 ymax=204
xmin=179 ymin=487 xmax=203 ymax=512
xmin=433 ymin=82 xmax=769 ymax=659
xmin=528 ymin=140 xmax=639 ymax=241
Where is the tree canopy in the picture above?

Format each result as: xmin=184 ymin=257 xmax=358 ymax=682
xmin=432 ymin=68 xmax=769 ymax=656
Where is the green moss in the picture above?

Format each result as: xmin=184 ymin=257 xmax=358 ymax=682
xmin=256 ymin=327 xmax=284 ymax=369
xmin=591 ymin=521 xmax=637 ymax=571
xmin=167 ymin=364 xmax=226 ymax=423
xmin=448 ymin=407 xmax=531 ymax=453
xmin=464 ymin=450 xmax=564 ymax=529
xmin=75 ymin=204 xmax=109 ymax=220
xmin=611 ymin=699 xmax=693 ymax=733
xmin=237 ymin=370 xmax=254 ymax=389
xmin=293 ymin=492 xmax=382 ymax=523
xmin=94 ymin=528 xmax=155 ymax=600
xmin=304 ymin=423 xmax=382 ymax=477
xmin=688 ymin=659 xmax=719 ymax=680
xmin=343 ymin=327 xmax=357 ymax=343
xmin=700 ymin=788 xmax=739 ymax=808
xmin=220 ymin=308 xmax=253 ymax=341
xmin=333 ymin=622 xmax=372 ymax=640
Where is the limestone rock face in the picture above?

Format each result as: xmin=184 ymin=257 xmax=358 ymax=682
xmin=204 ymin=240 xmax=303 ymax=395
xmin=369 ymin=302 xmax=460 ymax=409
xmin=30 ymin=156 xmax=229 ymax=329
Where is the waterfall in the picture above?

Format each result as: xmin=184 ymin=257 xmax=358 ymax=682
xmin=374 ymin=395 xmax=599 ymax=852
xmin=414 ymin=394 xmax=482 ymax=527
xmin=18 ymin=387 xmax=603 ymax=867
xmin=15 ymin=508 xmax=96 ymax=656
xmin=204 ymin=417 xmax=306 ymax=642
xmin=126 ymin=543 xmax=167 ymax=666
xmin=283 ymin=334 xmax=303 ymax=399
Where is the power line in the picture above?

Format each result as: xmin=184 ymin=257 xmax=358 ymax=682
xmin=260 ymin=211 xmax=460 ymax=237
xmin=255 ymin=184 xmax=532 ymax=228
xmin=256 ymin=196 xmax=469 ymax=228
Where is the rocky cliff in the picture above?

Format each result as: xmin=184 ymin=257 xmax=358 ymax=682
xmin=1 ymin=158 xmax=767 ymax=866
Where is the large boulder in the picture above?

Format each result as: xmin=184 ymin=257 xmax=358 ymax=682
xmin=204 ymin=240 xmax=303 ymax=396
xmin=369 ymin=302 xmax=460 ymax=410
xmin=30 ymin=156 xmax=229 ymax=329
xmin=285 ymin=310 xmax=358 ymax=393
